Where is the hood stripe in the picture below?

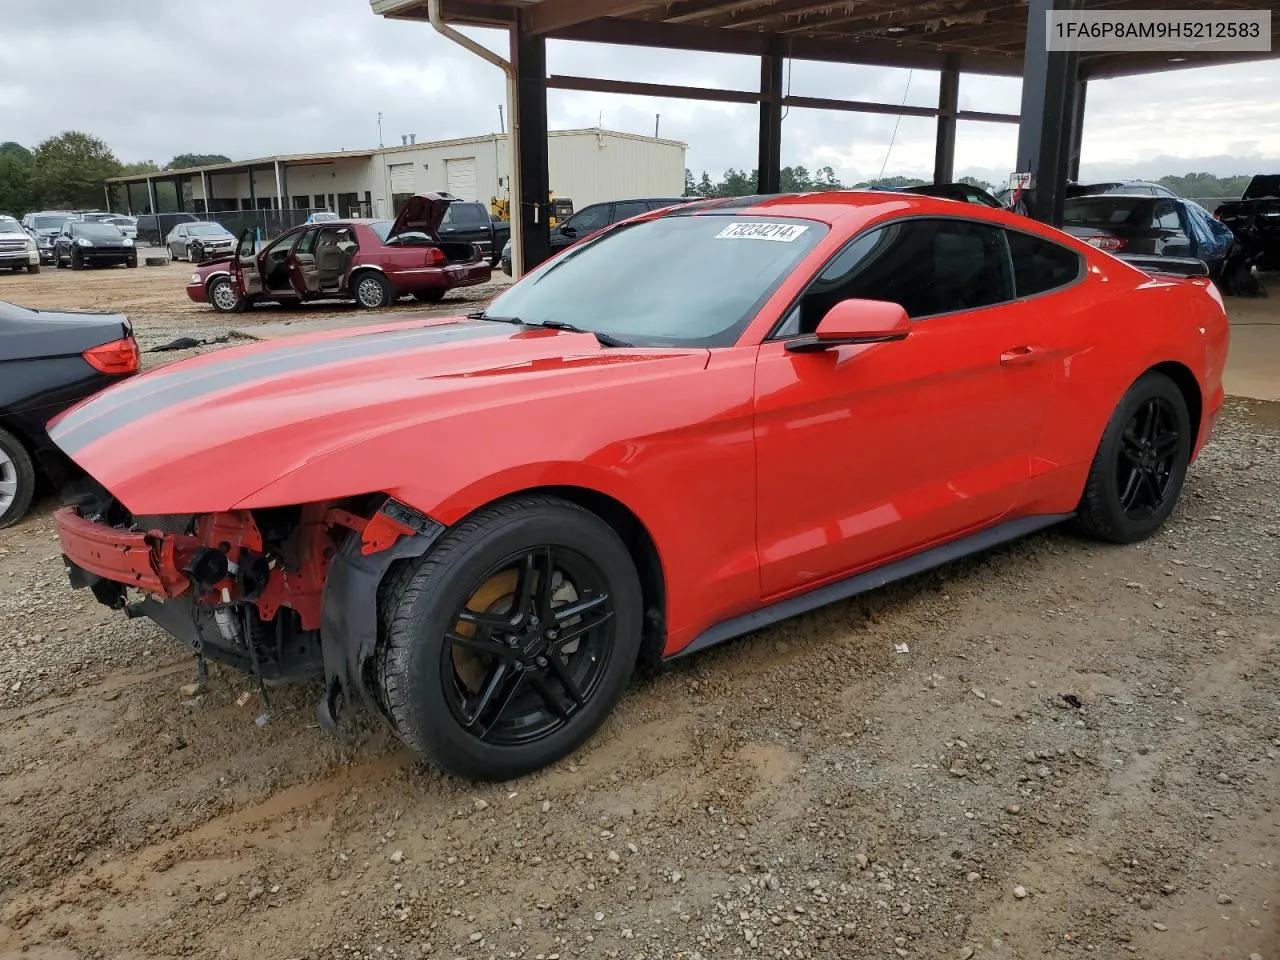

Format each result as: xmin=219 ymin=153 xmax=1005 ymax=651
xmin=51 ymin=321 xmax=509 ymax=456
xmin=55 ymin=322 xmax=480 ymax=432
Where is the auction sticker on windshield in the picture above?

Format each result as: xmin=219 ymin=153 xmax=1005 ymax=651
xmin=715 ymin=222 xmax=810 ymax=242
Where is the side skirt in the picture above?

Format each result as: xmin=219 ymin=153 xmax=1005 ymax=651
xmin=668 ymin=513 xmax=1072 ymax=661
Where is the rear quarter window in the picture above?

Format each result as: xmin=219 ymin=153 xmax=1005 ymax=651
xmin=1006 ymin=230 xmax=1083 ymax=298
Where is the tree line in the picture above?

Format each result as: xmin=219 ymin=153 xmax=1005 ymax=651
xmin=684 ymin=166 xmax=1260 ymax=199
xmin=0 ymin=130 xmax=228 ymax=216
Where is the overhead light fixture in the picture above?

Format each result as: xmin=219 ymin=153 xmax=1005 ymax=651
xmin=1169 ymin=56 xmax=1188 ymax=62
xmin=887 ymin=26 xmax=907 ymax=33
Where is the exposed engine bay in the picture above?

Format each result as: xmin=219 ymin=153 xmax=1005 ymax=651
xmin=55 ymin=481 xmax=442 ymax=721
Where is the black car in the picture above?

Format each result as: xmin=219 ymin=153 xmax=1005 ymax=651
xmin=882 ymin=182 xmax=1004 ymax=207
xmin=1067 ymin=180 xmax=1178 ymax=199
xmin=53 ymin=221 xmax=138 ymax=269
xmin=134 ymin=212 xmax=200 ymax=246
xmin=1062 ymin=193 xmax=1235 ymax=279
xmin=500 ymin=196 xmax=695 ymax=274
xmin=0 ymin=300 xmax=138 ymax=527
xmin=1215 ymin=174 xmax=1280 ymax=271
xmin=435 ymin=199 xmax=510 ymax=267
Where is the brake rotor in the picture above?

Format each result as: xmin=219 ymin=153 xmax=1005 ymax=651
xmin=453 ymin=570 xmax=518 ymax=692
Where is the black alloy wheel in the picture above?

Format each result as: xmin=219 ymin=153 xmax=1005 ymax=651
xmin=442 ymin=545 xmax=616 ymax=746
xmin=1075 ymin=371 xmax=1191 ymax=544
xmin=377 ymin=495 xmax=643 ymax=781
xmin=1116 ymin=397 xmax=1180 ymax=521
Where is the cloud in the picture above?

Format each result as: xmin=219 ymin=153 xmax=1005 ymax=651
xmin=0 ymin=0 xmax=1276 ymax=189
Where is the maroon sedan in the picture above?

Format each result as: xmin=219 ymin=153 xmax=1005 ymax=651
xmin=187 ymin=193 xmax=492 ymax=313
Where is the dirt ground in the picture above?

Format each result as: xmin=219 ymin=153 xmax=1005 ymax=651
xmin=0 ymin=263 xmax=1277 ymax=960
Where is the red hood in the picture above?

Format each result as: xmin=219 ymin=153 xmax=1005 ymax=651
xmin=48 ymin=316 xmax=709 ymax=514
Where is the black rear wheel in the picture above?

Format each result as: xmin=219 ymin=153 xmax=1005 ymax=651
xmin=412 ymin=289 xmax=446 ymax=304
xmin=377 ymin=495 xmax=643 ymax=780
xmin=1074 ymin=371 xmax=1192 ymax=544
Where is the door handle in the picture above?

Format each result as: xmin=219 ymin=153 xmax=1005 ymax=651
xmin=1000 ymin=344 xmax=1046 ymax=366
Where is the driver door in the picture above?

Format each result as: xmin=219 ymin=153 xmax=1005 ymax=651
xmin=231 ymin=228 xmax=263 ymax=297
xmin=753 ymin=217 xmax=1055 ymax=598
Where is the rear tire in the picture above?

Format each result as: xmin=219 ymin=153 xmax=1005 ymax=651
xmin=208 ymin=276 xmax=244 ymax=313
xmin=353 ymin=271 xmax=393 ymax=309
xmin=1074 ymin=371 xmax=1192 ymax=544
xmin=376 ymin=495 xmax=643 ymax=781
xmin=0 ymin=427 xmax=36 ymax=530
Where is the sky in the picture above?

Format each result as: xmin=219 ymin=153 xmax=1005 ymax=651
xmin=2 ymin=0 xmax=1278 ymax=190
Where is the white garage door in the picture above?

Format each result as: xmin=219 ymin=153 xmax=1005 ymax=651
xmin=446 ymin=158 xmax=478 ymax=201
xmin=388 ymin=162 xmax=416 ymax=193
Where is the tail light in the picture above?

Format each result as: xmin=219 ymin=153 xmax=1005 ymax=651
xmin=1087 ymin=236 xmax=1126 ymax=251
xmin=83 ymin=335 xmax=140 ymax=375
xmin=424 ymin=247 xmax=446 ymax=267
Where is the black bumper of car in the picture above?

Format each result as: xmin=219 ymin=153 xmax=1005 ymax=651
xmin=76 ymin=247 xmax=137 ymax=265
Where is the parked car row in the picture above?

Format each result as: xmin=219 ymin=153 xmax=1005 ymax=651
xmin=15 ymin=210 xmax=139 ymax=265
xmin=0 ymin=216 xmax=41 ymax=274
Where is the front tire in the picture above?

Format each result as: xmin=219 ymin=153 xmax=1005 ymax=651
xmin=207 ymin=276 xmax=244 ymax=313
xmin=25 ymin=264 xmax=39 ymax=275
xmin=0 ymin=427 xmax=36 ymax=529
xmin=71 ymin=250 xmax=84 ymax=270
xmin=1074 ymin=371 xmax=1192 ymax=544
xmin=353 ymin=271 xmax=393 ymax=309
xmin=412 ymin=289 xmax=446 ymax=304
xmin=376 ymin=495 xmax=643 ymax=781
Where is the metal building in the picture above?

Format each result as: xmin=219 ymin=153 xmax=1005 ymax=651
xmin=105 ymin=128 xmax=687 ymax=220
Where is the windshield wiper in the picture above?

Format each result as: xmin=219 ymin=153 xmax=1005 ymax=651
xmin=528 ymin=319 xmax=633 ymax=348
xmin=468 ymin=312 xmax=631 ymax=347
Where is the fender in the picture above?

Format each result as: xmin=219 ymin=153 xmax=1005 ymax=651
xmin=317 ymin=498 xmax=445 ymax=732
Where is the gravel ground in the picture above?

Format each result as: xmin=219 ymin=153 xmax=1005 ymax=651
xmin=0 ymin=264 xmax=1276 ymax=960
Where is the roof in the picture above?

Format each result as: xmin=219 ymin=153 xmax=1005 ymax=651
xmin=106 ymin=127 xmax=687 ymax=184
xmin=374 ymin=0 xmax=1280 ymax=79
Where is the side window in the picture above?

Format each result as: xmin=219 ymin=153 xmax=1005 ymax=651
xmin=778 ymin=218 xmax=1013 ymax=336
xmin=611 ymin=201 xmax=648 ymax=223
xmin=1006 ymin=230 xmax=1083 ymax=298
xmin=566 ymin=204 xmax=610 ymax=234
xmin=296 ymin=230 xmax=318 ymax=256
xmin=1153 ymin=202 xmax=1181 ymax=231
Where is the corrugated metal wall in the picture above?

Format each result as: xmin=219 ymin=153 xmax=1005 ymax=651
xmin=547 ymin=132 xmax=687 ymax=207
xmin=313 ymin=131 xmax=684 ymax=217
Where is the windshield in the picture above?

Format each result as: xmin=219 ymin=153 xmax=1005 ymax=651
xmin=1063 ymin=197 xmax=1153 ymax=227
xmin=188 ymin=223 xmax=230 ymax=236
xmin=75 ymin=223 xmax=126 ymax=241
xmin=0 ymin=218 xmax=23 ymax=234
xmin=481 ymin=214 xmax=827 ymax=348
xmin=34 ymin=215 xmax=69 ymax=230
xmin=1244 ymin=175 xmax=1280 ymax=200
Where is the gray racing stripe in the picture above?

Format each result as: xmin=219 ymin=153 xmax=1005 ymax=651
xmin=51 ymin=321 xmax=510 ymax=456
xmin=55 ymin=321 xmax=479 ymax=435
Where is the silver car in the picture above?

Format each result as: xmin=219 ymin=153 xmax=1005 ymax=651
xmin=166 ymin=221 xmax=236 ymax=262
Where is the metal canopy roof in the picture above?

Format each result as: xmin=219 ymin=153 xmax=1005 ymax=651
xmin=376 ymin=0 xmax=1279 ymax=79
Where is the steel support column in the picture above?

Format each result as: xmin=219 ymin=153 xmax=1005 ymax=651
xmin=757 ymin=36 xmax=784 ymax=194
xmin=1015 ymin=0 xmax=1081 ymax=226
xmin=145 ymin=177 xmax=156 ymax=215
xmin=933 ymin=55 xmax=960 ymax=184
xmin=1067 ymin=79 xmax=1087 ymax=183
xmin=513 ymin=12 xmax=551 ymax=273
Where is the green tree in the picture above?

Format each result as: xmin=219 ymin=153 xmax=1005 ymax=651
xmin=684 ymin=168 xmax=696 ymax=195
xmin=697 ymin=171 xmax=715 ymax=197
xmin=958 ymin=174 xmax=997 ymax=192
xmin=167 ymin=153 xmax=231 ymax=170
xmin=31 ymin=131 xmax=120 ymax=209
xmin=0 ymin=142 xmax=36 ymax=216
xmin=120 ymin=160 xmax=161 ymax=176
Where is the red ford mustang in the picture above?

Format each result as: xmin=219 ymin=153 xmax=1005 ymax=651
xmin=50 ymin=192 xmax=1228 ymax=781
xmin=185 ymin=193 xmax=492 ymax=313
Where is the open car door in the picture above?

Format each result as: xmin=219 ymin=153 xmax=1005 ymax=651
xmin=231 ymin=228 xmax=263 ymax=298
xmin=287 ymin=229 xmax=321 ymax=295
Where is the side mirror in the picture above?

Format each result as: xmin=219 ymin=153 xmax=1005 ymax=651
xmin=786 ymin=299 xmax=911 ymax=353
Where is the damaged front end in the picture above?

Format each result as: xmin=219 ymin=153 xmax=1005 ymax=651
xmin=54 ymin=487 xmax=443 ymax=731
